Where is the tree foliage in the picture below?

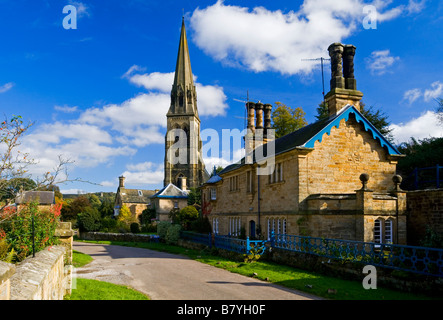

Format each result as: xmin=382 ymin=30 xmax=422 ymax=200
xmin=271 ymin=102 xmax=307 ymax=138
xmin=397 ymin=137 xmax=443 ymax=188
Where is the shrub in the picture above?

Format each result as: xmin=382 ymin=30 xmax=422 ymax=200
xmin=0 ymin=202 xmax=61 ymax=261
xmin=190 ymin=216 xmax=212 ymax=233
xmin=141 ymin=207 xmax=156 ymax=224
xmin=166 ymin=224 xmax=182 ymax=244
xmin=177 ymin=205 xmax=199 ymax=229
xmin=157 ymin=221 xmax=171 ymax=240
xmin=141 ymin=222 xmax=157 ymax=233
xmin=130 ymin=222 xmax=140 ymax=234
xmin=77 ymin=207 xmax=101 ymax=232
xmin=100 ymin=216 xmax=117 ymax=232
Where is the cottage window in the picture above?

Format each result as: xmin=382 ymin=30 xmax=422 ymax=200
xmin=385 ymin=220 xmax=393 ymax=244
xmin=210 ymin=188 xmax=217 ymax=200
xmin=268 ymin=163 xmax=283 ymax=184
xmin=246 ymin=171 xmax=252 ymax=193
xmin=229 ymin=217 xmax=241 ymax=237
xmin=267 ymin=217 xmax=287 ymax=240
xmin=212 ymin=218 xmax=219 ymax=234
xmin=374 ymin=219 xmax=382 ymax=243
xmin=174 ymin=201 xmax=179 ymax=209
xmin=229 ymin=176 xmax=239 ymax=191
xmin=374 ymin=218 xmax=394 ymax=244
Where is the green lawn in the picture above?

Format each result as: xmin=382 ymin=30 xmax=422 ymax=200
xmin=65 ymin=278 xmax=149 ymax=300
xmin=74 ymin=239 xmax=442 ymax=300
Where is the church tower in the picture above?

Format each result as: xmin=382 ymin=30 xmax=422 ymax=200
xmin=164 ymin=18 xmax=209 ymax=190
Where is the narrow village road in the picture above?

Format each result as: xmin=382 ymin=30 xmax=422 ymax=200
xmin=73 ymin=241 xmax=321 ymax=300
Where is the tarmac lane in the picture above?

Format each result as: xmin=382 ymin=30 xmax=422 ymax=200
xmin=72 ymin=241 xmax=322 ymax=301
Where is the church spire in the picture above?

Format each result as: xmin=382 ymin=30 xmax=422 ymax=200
xmin=173 ymin=18 xmax=194 ymax=89
xmin=169 ymin=18 xmax=198 ymax=116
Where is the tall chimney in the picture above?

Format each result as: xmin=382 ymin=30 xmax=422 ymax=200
xmin=343 ymin=45 xmax=357 ymax=90
xmin=119 ymin=176 xmax=125 ymax=188
xmin=247 ymin=102 xmax=256 ymax=133
xmin=325 ymin=42 xmax=363 ymax=117
xmin=264 ymin=103 xmax=273 ymax=143
xmin=328 ymin=43 xmax=345 ymax=90
xmin=255 ymin=102 xmax=264 ymax=129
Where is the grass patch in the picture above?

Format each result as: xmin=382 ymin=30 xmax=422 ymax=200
xmin=74 ymin=239 xmax=441 ymax=300
xmin=72 ymin=250 xmax=93 ymax=268
xmin=65 ymin=278 xmax=149 ymax=300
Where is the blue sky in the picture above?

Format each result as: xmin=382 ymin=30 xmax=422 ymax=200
xmin=0 ymin=0 xmax=442 ymax=194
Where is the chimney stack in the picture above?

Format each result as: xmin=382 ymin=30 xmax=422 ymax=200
xmin=325 ymin=42 xmax=363 ymax=117
xmin=119 ymin=176 xmax=125 ymax=188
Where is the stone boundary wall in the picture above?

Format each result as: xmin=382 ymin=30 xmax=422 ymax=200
xmin=407 ymin=189 xmax=443 ymax=246
xmin=9 ymin=246 xmax=69 ymax=300
xmin=0 ymin=222 xmax=74 ymax=300
xmin=79 ymin=231 xmax=160 ymax=243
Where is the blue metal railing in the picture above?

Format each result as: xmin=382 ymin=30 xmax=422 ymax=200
xmin=180 ymin=231 xmax=443 ymax=277
xmin=180 ymin=231 xmax=212 ymax=247
xmin=270 ymin=232 xmax=443 ymax=277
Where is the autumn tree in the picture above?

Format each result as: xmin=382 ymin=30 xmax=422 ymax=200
xmin=271 ymin=102 xmax=308 ymax=138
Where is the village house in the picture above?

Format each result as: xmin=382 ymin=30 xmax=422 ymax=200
xmin=114 ymin=176 xmax=156 ymax=221
xmin=202 ymin=42 xmax=407 ymax=245
xmin=149 ymin=183 xmax=189 ymax=221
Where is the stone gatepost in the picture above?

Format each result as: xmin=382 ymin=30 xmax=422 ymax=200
xmin=0 ymin=262 xmax=15 ymax=300
xmin=355 ymin=173 xmax=375 ymax=242
xmin=390 ymin=175 xmax=408 ymax=245
xmin=55 ymin=222 xmax=74 ymax=265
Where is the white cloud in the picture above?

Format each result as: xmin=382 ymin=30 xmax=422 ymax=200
xmin=365 ymin=50 xmax=400 ymax=75
xmin=403 ymin=88 xmax=422 ymax=104
xmin=189 ymin=0 xmax=412 ymax=75
xmin=122 ymin=66 xmax=229 ymax=117
xmin=68 ymin=1 xmax=91 ymax=18
xmin=402 ymin=81 xmax=443 ymax=105
xmin=0 ymin=82 xmax=14 ymax=93
xmin=424 ymin=81 xmax=443 ymax=102
xmin=54 ymin=105 xmax=78 ymax=113
xmin=121 ymin=162 xmax=164 ymax=186
xmin=389 ymin=111 xmax=443 ymax=144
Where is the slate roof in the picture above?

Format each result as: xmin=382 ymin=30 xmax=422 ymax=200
xmin=118 ymin=188 xmax=156 ymax=204
xmin=150 ymin=183 xmax=188 ymax=199
xmin=204 ymin=166 xmax=223 ymax=185
xmin=15 ymin=191 xmax=55 ymax=205
xmin=218 ymin=105 xmax=402 ymax=176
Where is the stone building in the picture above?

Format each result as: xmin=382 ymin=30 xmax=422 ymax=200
xmin=114 ymin=176 xmax=155 ymax=221
xmin=202 ymin=42 xmax=407 ymax=244
xmin=164 ymin=18 xmax=209 ymax=190
xmin=149 ymin=183 xmax=189 ymax=221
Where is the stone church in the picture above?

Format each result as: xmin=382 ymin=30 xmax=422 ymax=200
xmin=115 ymin=19 xmax=209 ymax=221
xmin=163 ymin=18 xmax=209 ymax=191
xmin=201 ymin=43 xmax=408 ymax=245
